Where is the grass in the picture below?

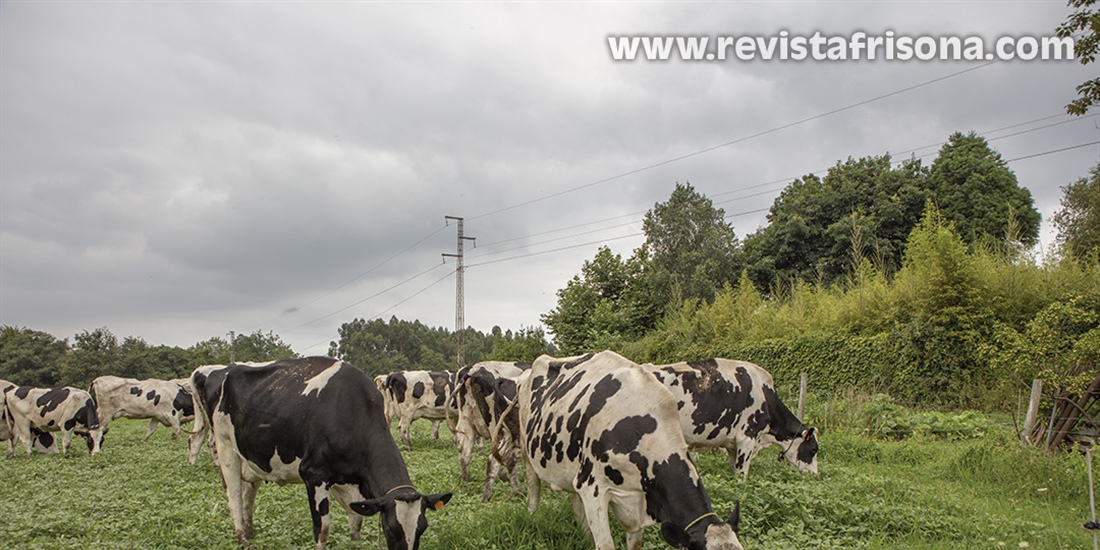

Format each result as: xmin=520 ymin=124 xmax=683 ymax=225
xmin=0 ymin=417 xmax=1094 ymax=549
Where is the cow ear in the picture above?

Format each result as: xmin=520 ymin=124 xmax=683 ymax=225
xmin=424 ymin=492 xmax=452 ymax=512
xmin=349 ymin=498 xmax=386 ymax=517
xmin=727 ymin=501 xmax=741 ymax=532
xmin=659 ymin=522 xmax=687 ymax=547
xmin=803 ymin=427 xmax=815 ymax=440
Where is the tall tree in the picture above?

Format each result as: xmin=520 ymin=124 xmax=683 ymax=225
xmin=1058 ymin=0 xmax=1100 ymax=115
xmin=542 ymin=246 xmax=647 ymax=354
xmin=927 ymin=132 xmax=1041 ymax=248
xmin=0 ymin=326 xmax=68 ymax=387
xmin=59 ymin=327 xmax=119 ymax=388
xmin=1054 ymin=162 xmax=1100 ymax=261
xmin=641 ymin=182 xmax=742 ymax=305
xmin=486 ymin=326 xmax=551 ymax=362
xmin=742 ymin=155 xmax=929 ymax=290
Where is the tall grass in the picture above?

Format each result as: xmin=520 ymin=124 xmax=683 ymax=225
xmin=0 ymin=417 xmax=1093 ymax=549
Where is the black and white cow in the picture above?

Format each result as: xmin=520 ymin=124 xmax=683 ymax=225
xmin=4 ymin=385 xmax=102 ymax=457
xmin=384 ymin=370 xmax=454 ymax=449
xmin=451 ymin=361 xmax=528 ymax=486
xmin=1 ymin=379 xmax=58 ymax=454
xmin=460 ymin=364 xmax=530 ymax=501
xmin=643 ymin=358 xmax=818 ymax=476
xmin=519 ymin=351 xmax=743 ymax=550
xmin=187 ymin=361 xmax=275 ymax=466
xmin=90 ymin=375 xmax=195 ymax=442
xmin=198 ymin=356 xmax=451 ymax=550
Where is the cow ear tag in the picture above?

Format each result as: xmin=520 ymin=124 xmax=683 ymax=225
xmin=433 ymin=500 xmax=445 ymax=511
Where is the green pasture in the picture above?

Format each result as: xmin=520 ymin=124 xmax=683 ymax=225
xmin=0 ymin=416 xmax=1093 ymax=549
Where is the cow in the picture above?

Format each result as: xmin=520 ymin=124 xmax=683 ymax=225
xmin=642 ymin=358 xmax=818 ymax=476
xmin=460 ymin=364 xmax=529 ymax=501
xmin=1 ymin=379 xmax=58 ymax=454
xmin=384 ymin=370 xmax=454 ymax=449
xmin=90 ymin=375 xmax=195 ymax=442
xmin=198 ymin=356 xmax=451 ymax=550
xmin=518 ymin=351 xmax=743 ymax=550
xmin=374 ymin=374 xmax=393 ymax=424
xmin=187 ymin=361 xmax=274 ymax=466
xmin=4 ymin=385 xmax=103 ymax=457
xmin=450 ymin=361 xmax=528 ymax=485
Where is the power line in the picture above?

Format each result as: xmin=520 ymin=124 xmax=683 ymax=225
xmin=246 ymin=223 xmax=449 ymax=330
xmin=467 ymin=60 xmax=1001 ymax=222
xmin=281 ymin=261 xmax=450 ymax=332
xmin=295 ymin=267 xmax=458 ymax=353
xmin=1004 ymin=140 xmax=1100 ymax=163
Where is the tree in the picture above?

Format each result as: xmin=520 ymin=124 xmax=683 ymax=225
xmin=0 ymin=326 xmax=68 ymax=387
xmin=486 ymin=326 xmax=551 ymax=362
xmin=927 ymin=132 xmax=1041 ymax=249
xmin=742 ymin=155 xmax=929 ymax=290
xmin=542 ymin=246 xmax=650 ymax=354
xmin=188 ymin=330 xmax=296 ymax=367
xmin=1054 ymin=162 xmax=1100 ymax=261
xmin=1058 ymin=0 xmax=1100 ymax=115
xmin=641 ymin=182 xmax=742 ymax=305
xmin=59 ymin=327 xmax=119 ymax=388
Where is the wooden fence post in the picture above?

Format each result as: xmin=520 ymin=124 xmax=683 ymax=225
xmin=798 ymin=372 xmax=808 ymax=420
xmin=1022 ymin=379 xmax=1042 ymax=445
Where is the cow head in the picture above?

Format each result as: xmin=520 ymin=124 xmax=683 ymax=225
xmin=72 ymin=397 xmax=104 ymax=455
xmin=349 ymin=490 xmax=452 ymax=550
xmin=660 ymin=502 xmax=742 ymax=550
xmin=779 ymin=426 xmax=819 ymax=475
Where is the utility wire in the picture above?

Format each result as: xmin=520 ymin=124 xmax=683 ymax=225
xmin=282 ymin=261 xmax=450 ymax=332
xmin=468 ymin=60 xmax=1001 ymax=222
xmin=295 ymin=268 xmax=458 ymax=353
xmin=247 ymin=223 xmax=449 ymax=330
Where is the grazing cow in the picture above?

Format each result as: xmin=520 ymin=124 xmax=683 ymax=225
xmin=519 ymin=351 xmax=743 ymax=550
xmin=199 ymin=357 xmax=451 ymax=550
xmin=643 ymin=359 xmax=818 ymax=476
xmin=374 ymin=374 xmax=393 ymax=424
xmin=187 ymin=361 xmax=275 ymax=466
xmin=451 ymin=361 xmax=528 ymax=485
xmin=4 ymin=385 xmax=102 ymax=457
xmin=384 ymin=370 xmax=454 ymax=449
xmin=461 ymin=365 xmax=529 ymax=501
xmin=90 ymin=376 xmax=195 ymax=442
xmin=1 ymin=380 xmax=58 ymax=454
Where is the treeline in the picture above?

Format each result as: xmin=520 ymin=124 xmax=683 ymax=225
xmin=326 ymin=317 xmax=552 ymax=376
xmin=541 ymin=132 xmax=1100 ymax=409
xmin=0 ymin=327 xmax=298 ymax=389
xmin=0 ymin=320 xmax=553 ymax=388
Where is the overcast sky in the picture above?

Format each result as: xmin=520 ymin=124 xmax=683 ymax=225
xmin=2 ymin=1 xmax=1097 ymax=357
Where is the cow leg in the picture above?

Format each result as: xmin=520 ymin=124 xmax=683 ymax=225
xmin=241 ymin=479 xmax=260 ymax=541
xmin=347 ymin=513 xmax=363 ymax=541
xmin=187 ymin=428 xmax=206 ymax=465
xmin=525 ymin=456 xmax=541 ymax=514
xmin=60 ymin=430 xmax=72 ymax=454
xmin=579 ymin=492 xmax=614 ymax=550
xmin=215 ymin=448 xmax=250 ymax=547
xmin=457 ymin=428 xmax=474 ymax=482
xmin=169 ymin=415 xmax=182 ymax=439
xmin=15 ymin=421 xmax=33 ymax=456
xmin=727 ymin=443 xmax=761 ymax=476
xmin=431 ymin=420 xmax=440 ymax=440
xmin=144 ymin=419 xmax=159 ymax=441
xmin=306 ymin=482 xmax=332 ymax=550
xmin=399 ymin=417 xmax=413 ymax=450
xmin=507 ymin=447 xmax=524 ymax=498
xmin=482 ymin=454 xmax=501 ymax=502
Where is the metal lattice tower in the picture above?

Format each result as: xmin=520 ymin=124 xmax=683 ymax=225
xmin=443 ymin=216 xmax=475 ymax=369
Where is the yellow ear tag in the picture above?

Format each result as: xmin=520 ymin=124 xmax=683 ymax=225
xmin=433 ymin=500 xmax=445 ymax=511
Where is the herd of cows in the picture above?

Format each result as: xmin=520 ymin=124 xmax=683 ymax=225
xmin=0 ymin=350 xmax=819 ymax=550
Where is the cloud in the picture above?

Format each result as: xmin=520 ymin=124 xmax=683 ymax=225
xmin=2 ymin=1 xmax=1096 ymax=353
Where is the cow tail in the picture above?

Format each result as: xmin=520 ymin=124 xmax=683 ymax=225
xmin=490 ymin=396 xmax=520 ymax=465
